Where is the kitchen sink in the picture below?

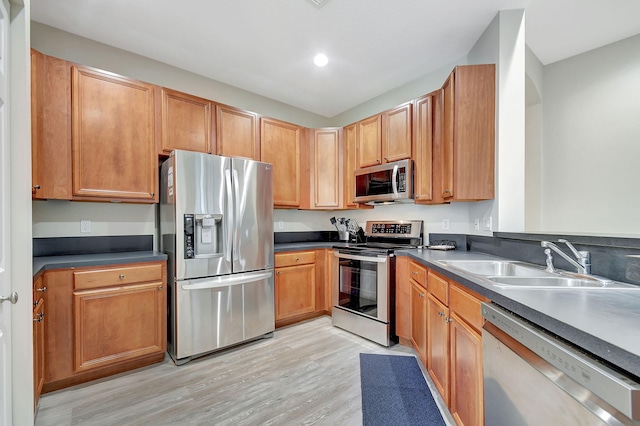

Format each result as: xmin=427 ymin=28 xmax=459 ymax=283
xmin=486 ymin=276 xmax=637 ymax=289
xmin=437 ymin=260 xmax=554 ymax=277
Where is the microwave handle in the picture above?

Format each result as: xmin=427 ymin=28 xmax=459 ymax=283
xmin=391 ymin=164 xmax=399 ymax=196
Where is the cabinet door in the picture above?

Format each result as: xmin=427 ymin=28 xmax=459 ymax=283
xmin=312 ymin=128 xmax=342 ymax=209
xmin=442 ymin=72 xmax=455 ymax=200
xmin=450 ymin=313 xmax=483 ymax=426
xmin=160 ymin=88 xmax=213 ymax=154
xmin=216 ymin=104 xmax=260 ymax=160
xmin=73 ymin=282 xmax=165 ymax=372
xmin=343 ymin=123 xmax=358 ymax=208
xmin=382 ymin=102 xmax=412 ymax=163
xmin=33 ymin=297 xmax=45 ymax=411
xmin=356 ymin=114 xmax=382 ymax=168
xmin=275 ymin=264 xmax=316 ymax=321
xmin=260 ymin=117 xmax=303 ymax=207
xmin=442 ymin=65 xmax=496 ymax=201
xmin=410 ymin=280 xmax=428 ymax=366
xmin=72 ymin=66 xmax=157 ymax=202
xmin=31 ymin=50 xmax=73 ymax=200
xmin=395 ymin=256 xmax=410 ymax=341
xmin=427 ymin=294 xmax=450 ymax=405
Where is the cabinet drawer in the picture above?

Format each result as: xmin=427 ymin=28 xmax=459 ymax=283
xmin=450 ymin=283 xmax=487 ymax=333
xmin=74 ymin=263 xmax=163 ymax=290
xmin=409 ymin=261 xmax=427 ymax=286
xmin=427 ymin=271 xmax=449 ymax=305
xmin=275 ymin=251 xmax=316 ymax=268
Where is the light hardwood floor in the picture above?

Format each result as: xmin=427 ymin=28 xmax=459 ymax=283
xmin=35 ymin=316 xmax=454 ymax=425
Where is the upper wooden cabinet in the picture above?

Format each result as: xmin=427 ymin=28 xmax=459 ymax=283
xmin=215 ymin=104 xmax=260 ymax=160
xmin=413 ymin=91 xmax=445 ymax=204
xmin=356 ymin=113 xmax=382 ymax=168
xmin=260 ymin=117 xmax=308 ymax=208
xmin=310 ymin=128 xmax=343 ymax=210
xmin=441 ymin=64 xmax=495 ymax=201
xmin=159 ymin=88 xmax=213 ymax=155
xmin=72 ymin=66 xmax=158 ymax=202
xmin=31 ymin=49 xmax=73 ymax=200
xmin=382 ymin=102 xmax=412 ymax=163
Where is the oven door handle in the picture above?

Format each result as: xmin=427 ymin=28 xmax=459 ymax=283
xmin=334 ymin=252 xmax=388 ymax=263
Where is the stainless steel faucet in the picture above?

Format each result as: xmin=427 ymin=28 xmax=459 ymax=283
xmin=541 ymin=239 xmax=591 ymax=275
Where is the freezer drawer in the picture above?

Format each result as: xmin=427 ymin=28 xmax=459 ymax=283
xmin=171 ymin=270 xmax=274 ymax=363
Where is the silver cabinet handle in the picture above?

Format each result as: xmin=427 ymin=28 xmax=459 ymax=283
xmin=0 ymin=292 xmax=18 ymax=304
xmin=36 ymin=287 xmax=47 ymax=292
xmin=157 ymin=286 xmax=163 ymax=291
xmin=33 ymin=312 xmax=44 ymax=323
xmin=411 ymin=271 xmax=418 ymax=275
xmin=419 ymin=293 xmax=425 ymax=298
xmin=445 ymin=317 xmax=453 ymax=323
xmin=295 ymin=257 xmax=299 ymax=262
xmin=119 ymin=274 xmax=125 ymax=280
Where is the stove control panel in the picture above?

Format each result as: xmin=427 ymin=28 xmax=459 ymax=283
xmin=365 ymin=220 xmax=423 ymax=238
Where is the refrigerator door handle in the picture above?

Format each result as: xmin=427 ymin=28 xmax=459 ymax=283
xmin=224 ymin=169 xmax=234 ymax=263
xmin=181 ymin=271 xmax=273 ymax=291
xmin=233 ymin=168 xmax=241 ymax=262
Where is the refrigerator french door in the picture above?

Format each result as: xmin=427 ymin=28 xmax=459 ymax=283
xmin=160 ymin=150 xmax=274 ymax=364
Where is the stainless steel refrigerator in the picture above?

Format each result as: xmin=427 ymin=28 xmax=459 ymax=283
xmin=160 ymin=150 xmax=274 ymax=364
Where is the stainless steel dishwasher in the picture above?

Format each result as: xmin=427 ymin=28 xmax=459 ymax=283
xmin=482 ymin=303 xmax=640 ymax=425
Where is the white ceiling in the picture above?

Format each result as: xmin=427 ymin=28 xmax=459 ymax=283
xmin=30 ymin=0 xmax=640 ymax=118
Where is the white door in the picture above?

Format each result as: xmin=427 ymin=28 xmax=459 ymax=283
xmin=0 ymin=0 xmax=12 ymax=423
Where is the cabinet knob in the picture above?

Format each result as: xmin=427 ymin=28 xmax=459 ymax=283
xmin=36 ymin=287 xmax=47 ymax=293
xmin=276 ymin=271 xmax=281 ymax=275
xmin=411 ymin=271 xmax=418 ymax=275
xmin=376 ymin=159 xmax=381 ymax=164
xmin=33 ymin=185 xmax=41 ymax=190
xmin=119 ymin=274 xmax=125 ymax=280
xmin=157 ymin=286 xmax=163 ymax=290
xmin=444 ymin=189 xmax=451 ymax=194
xmin=438 ymin=311 xmax=444 ymax=317
xmin=419 ymin=293 xmax=425 ymax=298
xmin=295 ymin=257 xmax=299 ymax=262
xmin=150 ymin=192 xmax=155 ymax=197
xmin=0 ymin=292 xmax=18 ymax=304
xmin=445 ymin=317 xmax=453 ymax=323
xmin=33 ymin=312 xmax=44 ymax=323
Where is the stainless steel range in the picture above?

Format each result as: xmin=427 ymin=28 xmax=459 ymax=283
xmin=332 ymin=220 xmax=423 ymax=346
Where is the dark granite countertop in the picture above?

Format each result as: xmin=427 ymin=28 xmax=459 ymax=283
xmin=397 ymin=248 xmax=640 ymax=379
xmin=33 ymin=251 xmax=167 ymax=280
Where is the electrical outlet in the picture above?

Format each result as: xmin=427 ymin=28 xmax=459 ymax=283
xmin=442 ymin=219 xmax=450 ymax=230
xmin=474 ymin=218 xmax=480 ymax=231
xmin=80 ymin=220 xmax=91 ymax=233
xmin=278 ymin=221 xmax=284 ymax=230
xmin=484 ymin=217 xmax=492 ymax=231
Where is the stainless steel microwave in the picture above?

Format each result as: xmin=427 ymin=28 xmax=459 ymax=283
xmin=354 ymin=159 xmax=413 ymax=204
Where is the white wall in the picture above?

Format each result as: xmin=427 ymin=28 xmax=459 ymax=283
xmin=32 ymin=200 xmax=157 ymax=244
xmin=541 ymin=33 xmax=640 ymax=236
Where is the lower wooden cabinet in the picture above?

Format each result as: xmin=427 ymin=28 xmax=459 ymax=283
xmin=427 ymin=292 xmax=450 ymax=405
xmin=275 ymin=260 xmax=316 ymax=321
xmin=33 ymin=275 xmax=46 ymax=411
xmin=274 ymin=249 xmax=333 ymax=328
xmin=73 ymin=282 xmax=165 ymax=372
xmin=410 ymin=280 xmax=428 ymax=365
xmin=42 ymin=261 xmax=167 ymax=393
xmin=396 ymin=256 xmax=489 ymax=426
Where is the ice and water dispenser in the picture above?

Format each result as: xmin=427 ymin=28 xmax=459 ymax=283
xmin=183 ymin=213 xmax=223 ymax=259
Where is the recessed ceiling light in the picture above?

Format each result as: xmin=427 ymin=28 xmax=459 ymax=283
xmin=307 ymin=0 xmax=330 ymax=9
xmin=314 ymin=53 xmax=328 ymax=67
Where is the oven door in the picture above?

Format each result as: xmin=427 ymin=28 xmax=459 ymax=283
xmin=332 ymin=250 xmax=394 ymax=346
